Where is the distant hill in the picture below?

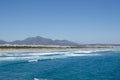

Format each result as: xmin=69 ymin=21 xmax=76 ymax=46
xmin=0 ymin=40 xmax=7 ymax=44
xmin=0 ymin=36 xmax=79 ymax=46
xmin=79 ymin=44 xmax=120 ymax=46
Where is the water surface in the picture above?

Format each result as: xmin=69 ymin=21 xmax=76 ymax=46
xmin=0 ymin=50 xmax=120 ymax=80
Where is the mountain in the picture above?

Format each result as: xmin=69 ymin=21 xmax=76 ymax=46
xmin=0 ymin=36 xmax=79 ymax=46
xmin=0 ymin=40 xmax=7 ymax=44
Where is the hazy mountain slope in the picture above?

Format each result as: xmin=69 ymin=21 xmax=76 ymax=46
xmin=0 ymin=40 xmax=7 ymax=44
xmin=9 ymin=36 xmax=79 ymax=46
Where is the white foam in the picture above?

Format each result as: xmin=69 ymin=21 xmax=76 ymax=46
xmin=34 ymin=78 xmax=39 ymax=80
xmin=65 ymin=53 xmax=100 ymax=57
xmin=0 ymin=50 xmax=107 ymax=61
xmin=74 ymin=50 xmax=95 ymax=53
xmin=28 ymin=59 xmax=38 ymax=62
xmin=33 ymin=78 xmax=47 ymax=80
xmin=74 ymin=49 xmax=110 ymax=53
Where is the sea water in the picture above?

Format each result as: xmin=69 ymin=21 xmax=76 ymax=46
xmin=0 ymin=50 xmax=120 ymax=80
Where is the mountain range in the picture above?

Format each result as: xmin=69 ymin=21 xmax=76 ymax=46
xmin=0 ymin=36 xmax=79 ymax=46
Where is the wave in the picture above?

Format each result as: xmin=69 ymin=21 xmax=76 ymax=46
xmin=74 ymin=49 xmax=110 ymax=53
xmin=28 ymin=59 xmax=38 ymax=62
xmin=0 ymin=50 xmax=110 ymax=62
xmin=33 ymin=78 xmax=47 ymax=80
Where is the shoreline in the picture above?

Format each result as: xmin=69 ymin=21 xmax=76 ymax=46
xmin=0 ymin=46 xmax=120 ymax=53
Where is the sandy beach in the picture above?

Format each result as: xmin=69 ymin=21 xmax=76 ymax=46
xmin=0 ymin=45 xmax=120 ymax=53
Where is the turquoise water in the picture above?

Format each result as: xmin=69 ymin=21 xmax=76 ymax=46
xmin=0 ymin=50 xmax=120 ymax=80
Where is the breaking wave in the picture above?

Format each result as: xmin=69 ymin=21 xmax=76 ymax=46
xmin=33 ymin=78 xmax=47 ymax=80
xmin=0 ymin=50 xmax=110 ymax=62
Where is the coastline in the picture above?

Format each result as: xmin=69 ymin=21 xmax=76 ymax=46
xmin=0 ymin=45 xmax=120 ymax=53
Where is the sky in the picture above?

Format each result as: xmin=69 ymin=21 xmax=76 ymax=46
xmin=0 ymin=0 xmax=120 ymax=44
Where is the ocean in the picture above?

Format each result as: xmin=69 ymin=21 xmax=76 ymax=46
xmin=0 ymin=50 xmax=120 ymax=80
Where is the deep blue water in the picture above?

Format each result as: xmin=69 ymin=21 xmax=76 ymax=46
xmin=0 ymin=50 xmax=120 ymax=80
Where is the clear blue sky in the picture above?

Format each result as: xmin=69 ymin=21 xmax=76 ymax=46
xmin=0 ymin=0 xmax=120 ymax=44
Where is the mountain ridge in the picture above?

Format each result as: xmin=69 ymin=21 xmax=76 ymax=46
xmin=0 ymin=36 xmax=79 ymax=46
